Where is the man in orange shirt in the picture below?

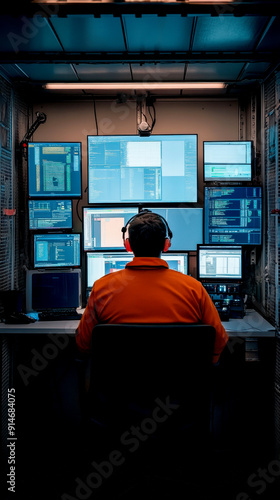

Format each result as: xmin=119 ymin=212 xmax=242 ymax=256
xmin=76 ymin=210 xmax=228 ymax=363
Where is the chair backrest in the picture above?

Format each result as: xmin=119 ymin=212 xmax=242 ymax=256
xmin=87 ymin=323 xmax=216 ymax=430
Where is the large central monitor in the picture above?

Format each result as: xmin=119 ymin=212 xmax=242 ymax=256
xmin=28 ymin=142 xmax=82 ymax=198
xmin=203 ymin=141 xmax=252 ymax=181
xmin=86 ymin=252 xmax=188 ymax=288
xmin=33 ymin=233 xmax=81 ymax=268
xmin=87 ymin=135 xmax=198 ymax=204
xmin=204 ymin=186 xmax=262 ymax=245
xmin=197 ymin=245 xmax=242 ymax=280
xmin=83 ymin=207 xmax=138 ymax=251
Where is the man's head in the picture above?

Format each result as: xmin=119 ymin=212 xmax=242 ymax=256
xmin=123 ymin=211 xmax=172 ymax=257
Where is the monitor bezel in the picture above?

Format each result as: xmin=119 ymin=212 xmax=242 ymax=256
xmin=203 ymin=185 xmax=262 ymax=246
xmin=33 ymin=232 xmax=82 ymax=269
xmin=203 ymin=140 xmax=253 ymax=183
xmin=25 ymin=268 xmax=82 ymax=312
xmin=87 ymin=134 xmax=198 ymax=205
xmin=197 ymin=244 xmax=243 ymax=282
xmin=27 ymin=141 xmax=82 ymax=199
xmin=28 ymin=198 xmax=73 ymax=231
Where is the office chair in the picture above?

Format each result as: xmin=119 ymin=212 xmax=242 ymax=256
xmin=79 ymin=323 xmax=216 ymax=497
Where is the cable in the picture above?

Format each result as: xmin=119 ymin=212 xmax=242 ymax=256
xmin=148 ymin=103 xmax=156 ymax=131
xmin=21 ymin=111 xmax=47 ymax=144
xmin=93 ymin=100 xmax=98 ymax=136
xmin=76 ymin=197 xmax=82 ymax=223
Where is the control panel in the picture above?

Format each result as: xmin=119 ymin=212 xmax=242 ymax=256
xmin=201 ymin=282 xmax=245 ymax=321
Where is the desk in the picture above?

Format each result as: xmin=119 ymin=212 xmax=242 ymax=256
xmin=0 ymin=308 xmax=276 ymax=337
xmin=0 ymin=319 xmax=79 ymax=335
xmin=222 ymin=308 xmax=276 ymax=337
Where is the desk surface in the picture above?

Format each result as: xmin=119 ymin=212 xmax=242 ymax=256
xmin=0 ymin=309 xmax=276 ymax=337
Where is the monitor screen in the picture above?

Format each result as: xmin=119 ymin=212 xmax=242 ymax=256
xmin=86 ymin=252 xmax=188 ymax=288
xmin=29 ymin=199 xmax=72 ymax=230
xmin=33 ymin=233 xmax=81 ymax=268
xmin=28 ymin=142 xmax=82 ymax=198
xmin=203 ymin=141 xmax=252 ymax=181
xmin=142 ymin=207 xmax=203 ymax=251
xmin=198 ymin=245 xmax=242 ymax=280
xmin=164 ymin=253 xmax=188 ymax=274
xmin=204 ymin=186 xmax=262 ymax=245
xmin=87 ymin=135 xmax=198 ymax=204
xmin=87 ymin=252 xmax=133 ymax=288
xmin=83 ymin=207 xmax=138 ymax=251
xmin=26 ymin=269 xmax=81 ymax=312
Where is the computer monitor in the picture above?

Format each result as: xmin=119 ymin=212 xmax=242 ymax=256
xmin=203 ymin=140 xmax=252 ymax=181
xmin=87 ymin=134 xmax=198 ymax=204
xmin=83 ymin=207 xmax=138 ymax=251
xmin=197 ymin=245 xmax=242 ymax=280
xmin=204 ymin=186 xmax=262 ymax=245
xmin=86 ymin=251 xmax=188 ymax=289
xmin=33 ymin=233 xmax=81 ymax=268
xmin=86 ymin=252 xmax=133 ymax=288
xmin=164 ymin=253 xmax=188 ymax=274
xmin=26 ymin=269 xmax=81 ymax=312
xmin=28 ymin=142 xmax=82 ymax=198
xmin=28 ymin=199 xmax=73 ymax=230
xmin=142 ymin=207 xmax=203 ymax=251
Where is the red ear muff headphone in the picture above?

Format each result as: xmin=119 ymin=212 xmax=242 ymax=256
xmin=121 ymin=209 xmax=173 ymax=253
xmin=124 ymin=237 xmax=132 ymax=253
xmin=163 ymin=236 xmax=171 ymax=252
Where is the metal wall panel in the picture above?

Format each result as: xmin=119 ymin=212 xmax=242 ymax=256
xmin=0 ymin=76 xmax=30 ymax=306
xmin=0 ymin=79 xmax=13 ymax=298
xmin=276 ymin=337 xmax=280 ymax=455
xmin=264 ymin=71 xmax=280 ymax=454
xmin=264 ymin=77 xmax=278 ymax=325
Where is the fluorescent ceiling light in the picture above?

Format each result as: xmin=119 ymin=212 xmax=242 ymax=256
xmin=44 ymin=82 xmax=226 ymax=90
xmin=184 ymin=1 xmax=234 ymax=3
xmin=124 ymin=0 xmax=233 ymax=2
xmin=123 ymin=0 xmax=234 ymax=3
xmin=34 ymin=0 xmax=233 ymax=2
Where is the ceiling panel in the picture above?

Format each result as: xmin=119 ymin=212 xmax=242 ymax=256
xmin=123 ymin=14 xmax=193 ymax=52
xmin=131 ymin=63 xmax=186 ymax=82
xmin=193 ymin=16 xmax=270 ymax=51
xmin=0 ymin=64 xmax=27 ymax=79
xmin=50 ymin=14 xmax=126 ymax=52
xmin=257 ymin=16 xmax=280 ymax=50
xmin=74 ymin=63 xmax=132 ymax=81
xmin=15 ymin=63 xmax=78 ymax=81
xmin=185 ymin=62 xmax=245 ymax=81
xmin=242 ymin=62 xmax=272 ymax=79
xmin=0 ymin=15 xmax=63 ymax=53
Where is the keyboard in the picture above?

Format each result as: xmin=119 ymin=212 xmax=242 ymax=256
xmin=38 ymin=308 xmax=83 ymax=321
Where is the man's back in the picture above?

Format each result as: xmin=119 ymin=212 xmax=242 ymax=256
xmin=76 ymin=257 xmax=228 ymax=362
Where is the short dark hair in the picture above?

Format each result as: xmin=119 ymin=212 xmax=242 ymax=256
xmin=128 ymin=212 xmax=167 ymax=257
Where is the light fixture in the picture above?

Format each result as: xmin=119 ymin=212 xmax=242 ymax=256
xmin=124 ymin=0 xmax=233 ymax=2
xmin=34 ymin=0 xmax=233 ymax=3
xmin=44 ymin=82 xmax=226 ymax=90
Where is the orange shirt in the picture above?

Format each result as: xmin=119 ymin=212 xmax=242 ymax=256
xmin=76 ymin=257 xmax=229 ymax=363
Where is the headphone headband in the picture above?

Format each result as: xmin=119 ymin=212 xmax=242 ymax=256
xmin=121 ymin=209 xmax=173 ymax=241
